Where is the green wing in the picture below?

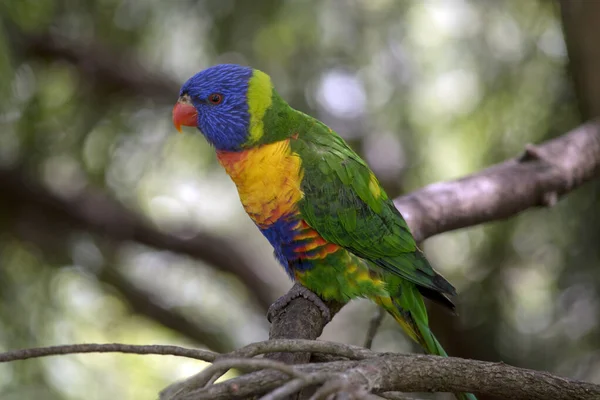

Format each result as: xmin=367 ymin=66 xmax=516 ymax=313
xmin=292 ymin=118 xmax=456 ymax=296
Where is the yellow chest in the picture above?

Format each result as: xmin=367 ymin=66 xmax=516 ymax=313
xmin=216 ymin=140 xmax=304 ymax=227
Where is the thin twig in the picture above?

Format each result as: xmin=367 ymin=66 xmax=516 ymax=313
xmin=180 ymin=339 xmax=377 ymax=393
xmin=259 ymin=378 xmax=308 ymax=400
xmin=169 ymin=357 xmax=308 ymax=399
xmin=260 ymin=374 xmax=332 ymax=400
xmin=233 ymin=339 xmax=376 ymax=360
xmin=363 ymin=307 xmax=386 ymax=349
xmin=0 ymin=343 xmax=217 ymax=363
xmin=378 ymin=392 xmax=419 ymax=400
xmin=308 ymin=377 xmax=355 ymax=400
xmin=361 ymin=394 xmax=392 ymax=400
xmin=217 ymin=357 xmax=302 ymax=379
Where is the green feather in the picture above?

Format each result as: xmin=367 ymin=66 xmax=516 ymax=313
xmin=289 ymin=119 xmax=456 ymax=296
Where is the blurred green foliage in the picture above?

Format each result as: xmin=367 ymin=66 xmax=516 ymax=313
xmin=0 ymin=0 xmax=598 ymax=399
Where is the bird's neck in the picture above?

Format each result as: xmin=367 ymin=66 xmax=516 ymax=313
xmin=243 ymin=91 xmax=301 ymax=148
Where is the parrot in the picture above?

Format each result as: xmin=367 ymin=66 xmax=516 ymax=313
xmin=172 ymin=64 xmax=476 ymax=400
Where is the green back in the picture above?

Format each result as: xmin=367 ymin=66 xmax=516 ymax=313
xmin=289 ymin=112 xmax=456 ymax=296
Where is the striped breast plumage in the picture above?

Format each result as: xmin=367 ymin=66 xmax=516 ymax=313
xmin=216 ymin=139 xmax=341 ymax=276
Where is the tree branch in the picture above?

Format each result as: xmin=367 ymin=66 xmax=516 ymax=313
xmin=395 ymin=120 xmax=600 ymax=242
xmin=0 ymin=343 xmax=216 ymax=363
xmin=227 ymin=339 xmax=374 ymax=360
xmin=260 ymin=375 xmax=331 ymax=400
xmin=4 ymin=339 xmax=594 ymax=400
xmin=0 ymin=340 xmax=600 ymax=400
xmin=155 ymin=340 xmax=600 ymax=400
xmin=176 ymin=356 xmax=600 ymax=400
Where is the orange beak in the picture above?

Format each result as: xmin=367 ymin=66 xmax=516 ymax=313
xmin=172 ymin=100 xmax=198 ymax=132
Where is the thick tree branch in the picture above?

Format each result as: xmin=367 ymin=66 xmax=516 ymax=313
xmin=395 ymin=120 xmax=600 ymax=242
xmin=201 ymin=355 xmax=598 ymax=400
xmin=4 ymin=339 xmax=595 ymax=400
xmin=155 ymin=340 xmax=600 ymax=400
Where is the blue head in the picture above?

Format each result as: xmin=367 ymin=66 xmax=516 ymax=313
xmin=173 ymin=64 xmax=259 ymax=151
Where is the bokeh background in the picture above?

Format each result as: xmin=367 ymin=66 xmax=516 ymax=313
xmin=0 ymin=0 xmax=599 ymax=399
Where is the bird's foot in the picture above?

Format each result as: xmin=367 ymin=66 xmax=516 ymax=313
xmin=267 ymin=283 xmax=331 ymax=323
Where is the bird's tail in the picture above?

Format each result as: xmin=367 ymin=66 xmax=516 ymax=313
xmin=375 ymin=283 xmax=477 ymax=400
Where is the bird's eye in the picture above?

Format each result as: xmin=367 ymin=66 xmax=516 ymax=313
xmin=208 ymin=93 xmax=223 ymax=105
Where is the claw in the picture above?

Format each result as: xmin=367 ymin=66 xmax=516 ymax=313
xmin=267 ymin=284 xmax=331 ymax=323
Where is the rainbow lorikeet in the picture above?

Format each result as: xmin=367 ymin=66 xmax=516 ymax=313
xmin=173 ymin=64 xmax=476 ymax=400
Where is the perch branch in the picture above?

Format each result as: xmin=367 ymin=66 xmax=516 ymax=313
xmin=181 ymin=355 xmax=600 ymax=400
xmin=157 ymin=340 xmax=600 ymax=400
xmin=1 ymin=339 xmax=598 ymax=400
xmin=164 ymin=338 xmax=376 ymax=395
xmin=230 ymin=339 xmax=374 ymax=360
